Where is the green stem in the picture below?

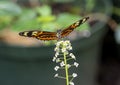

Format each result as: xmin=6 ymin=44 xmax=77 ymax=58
xmin=64 ymin=52 xmax=69 ymax=85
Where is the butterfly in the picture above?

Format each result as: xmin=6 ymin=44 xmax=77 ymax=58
xmin=19 ymin=17 xmax=89 ymax=41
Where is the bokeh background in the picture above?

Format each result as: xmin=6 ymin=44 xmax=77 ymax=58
xmin=0 ymin=0 xmax=120 ymax=85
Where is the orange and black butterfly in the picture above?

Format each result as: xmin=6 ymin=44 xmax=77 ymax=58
xmin=19 ymin=17 xmax=89 ymax=41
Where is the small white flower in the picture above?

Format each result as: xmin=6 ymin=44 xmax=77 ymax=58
xmin=69 ymin=53 xmax=76 ymax=60
xmin=74 ymin=62 xmax=79 ymax=67
xmin=60 ymin=61 xmax=65 ymax=67
xmin=61 ymin=48 xmax=67 ymax=52
xmin=54 ymin=47 xmax=57 ymax=51
xmin=54 ymin=73 xmax=58 ymax=77
xmin=54 ymin=66 xmax=60 ymax=71
xmin=65 ymin=51 xmax=69 ymax=55
xmin=56 ymin=41 xmax=63 ymax=46
xmin=65 ymin=40 xmax=70 ymax=44
xmin=56 ymin=42 xmax=61 ymax=46
xmin=67 ymin=46 xmax=72 ymax=50
xmin=72 ymin=73 xmax=77 ymax=78
xmin=56 ymin=58 xmax=61 ymax=63
xmin=54 ymin=47 xmax=59 ymax=52
xmin=67 ymin=64 xmax=71 ymax=68
xmin=69 ymin=81 xmax=74 ymax=85
xmin=55 ymin=52 xmax=59 ymax=57
xmin=63 ymin=42 xmax=68 ymax=47
xmin=52 ymin=57 xmax=56 ymax=62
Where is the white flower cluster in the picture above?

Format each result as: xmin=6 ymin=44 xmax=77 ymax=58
xmin=54 ymin=40 xmax=72 ymax=55
xmin=53 ymin=40 xmax=74 ymax=62
xmin=53 ymin=40 xmax=79 ymax=85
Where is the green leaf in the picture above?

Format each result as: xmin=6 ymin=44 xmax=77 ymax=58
xmin=36 ymin=5 xmax=52 ymax=16
xmin=11 ymin=9 xmax=38 ymax=31
xmin=37 ymin=15 xmax=56 ymax=23
xmin=12 ymin=19 xmax=41 ymax=31
xmin=41 ymin=22 xmax=59 ymax=31
xmin=53 ymin=0 xmax=74 ymax=3
xmin=0 ymin=16 xmax=13 ymax=30
xmin=0 ymin=1 xmax=22 ymax=16
xmin=18 ymin=9 xmax=36 ymax=21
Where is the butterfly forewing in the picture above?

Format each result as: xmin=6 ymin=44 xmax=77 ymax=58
xmin=19 ymin=30 xmax=58 ymax=40
xmin=61 ymin=17 xmax=89 ymax=38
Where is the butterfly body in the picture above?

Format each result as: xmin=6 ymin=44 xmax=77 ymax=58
xmin=19 ymin=17 xmax=89 ymax=41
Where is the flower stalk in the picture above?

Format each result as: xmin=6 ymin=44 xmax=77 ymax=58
xmin=53 ymin=40 xmax=79 ymax=85
xmin=64 ymin=51 xmax=69 ymax=85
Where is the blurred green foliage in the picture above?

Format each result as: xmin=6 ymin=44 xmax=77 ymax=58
xmin=0 ymin=1 xmax=89 ymax=32
xmin=39 ymin=0 xmax=74 ymax=3
xmin=0 ymin=16 xmax=12 ymax=29
xmin=0 ymin=1 xmax=21 ymax=16
xmin=0 ymin=1 xmax=21 ymax=30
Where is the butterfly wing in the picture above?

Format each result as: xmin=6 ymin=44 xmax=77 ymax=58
xmin=61 ymin=17 xmax=89 ymax=38
xmin=19 ymin=17 xmax=89 ymax=40
xmin=19 ymin=30 xmax=58 ymax=41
